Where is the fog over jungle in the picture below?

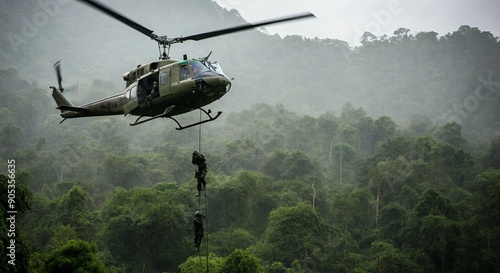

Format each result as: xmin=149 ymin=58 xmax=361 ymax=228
xmin=2 ymin=1 xmax=500 ymax=273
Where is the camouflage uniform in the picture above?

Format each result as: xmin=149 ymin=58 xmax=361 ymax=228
xmin=193 ymin=211 xmax=205 ymax=251
xmin=192 ymin=151 xmax=207 ymax=193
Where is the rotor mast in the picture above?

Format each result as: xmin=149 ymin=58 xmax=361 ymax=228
xmin=156 ymin=37 xmax=171 ymax=60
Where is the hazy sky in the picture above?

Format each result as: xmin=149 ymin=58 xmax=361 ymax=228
xmin=214 ymin=0 xmax=500 ymax=46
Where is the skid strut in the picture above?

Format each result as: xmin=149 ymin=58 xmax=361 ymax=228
xmin=130 ymin=105 xmax=175 ymax=126
xmin=170 ymin=108 xmax=222 ymax=130
xmin=130 ymin=106 xmax=222 ymax=129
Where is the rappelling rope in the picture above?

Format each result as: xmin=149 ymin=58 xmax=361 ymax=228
xmin=198 ymin=109 xmax=202 ymax=152
xmin=204 ymin=185 xmax=209 ymax=273
xmin=197 ymin=109 xmax=209 ymax=273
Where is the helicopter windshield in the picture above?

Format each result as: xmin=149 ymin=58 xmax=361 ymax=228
xmin=208 ymin=62 xmax=225 ymax=75
xmin=189 ymin=60 xmax=212 ymax=77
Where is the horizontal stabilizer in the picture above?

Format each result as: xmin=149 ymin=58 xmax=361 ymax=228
xmin=57 ymin=105 xmax=89 ymax=113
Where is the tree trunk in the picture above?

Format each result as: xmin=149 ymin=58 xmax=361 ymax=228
xmin=339 ymin=147 xmax=343 ymax=183
xmin=375 ymin=186 xmax=380 ymax=228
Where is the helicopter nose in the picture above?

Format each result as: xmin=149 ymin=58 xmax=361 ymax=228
xmin=195 ymin=76 xmax=231 ymax=95
xmin=203 ymin=75 xmax=230 ymax=88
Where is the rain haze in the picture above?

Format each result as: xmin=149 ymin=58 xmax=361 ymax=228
xmin=1 ymin=1 xmax=500 ymax=272
xmin=214 ymin=0 xmax=500 ymax=46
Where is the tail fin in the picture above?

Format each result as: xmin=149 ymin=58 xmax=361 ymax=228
xmin=51 ymin=60 xmax=74 ymax=112
xmin=51 ymin=86 xmax=74 ymax=111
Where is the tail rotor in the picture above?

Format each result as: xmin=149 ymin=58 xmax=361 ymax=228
xmin=50 ymin=60 xmax=75 ymax=114
xmin=54 ymin=60 xmax=64 ymax=92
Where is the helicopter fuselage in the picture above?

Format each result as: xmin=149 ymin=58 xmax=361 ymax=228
xmin=53 ymin=59 xmax=231 ymax=124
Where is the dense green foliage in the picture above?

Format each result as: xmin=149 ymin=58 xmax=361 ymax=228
xmin=43 ymin=239 xmax=108 ymax=273
xmin=1 ymin=0 xmax=500 ymax=272
xmin=1 ymin=64 xmax=499 ymax=272
xmin=1 ymin=0 xmax=499 ymax=141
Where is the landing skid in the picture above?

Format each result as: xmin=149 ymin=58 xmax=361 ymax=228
xmin=170 ymin=108 xmax=222 ymax=130
xmin=130 ymin=105 xmax=175 ymax=126
xmin=130 ymin=106 xmax=222 ymax=130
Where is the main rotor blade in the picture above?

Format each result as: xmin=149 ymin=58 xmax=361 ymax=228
xmin=175 ymin=12 xmax=315 ymax=42
xmin=75 ymin=0 xmax=156 ymax=39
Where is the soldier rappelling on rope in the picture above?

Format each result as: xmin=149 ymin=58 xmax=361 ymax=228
xmin=193 ymin=211 xmax=206 ymax=252
xmin=192 ymin=150 xmax=207 ymax=197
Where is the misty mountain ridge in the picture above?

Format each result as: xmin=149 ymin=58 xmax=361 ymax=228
xmin=1 ymin=0 xmax=499 ymax=141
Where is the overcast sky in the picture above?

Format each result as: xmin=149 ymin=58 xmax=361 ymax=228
xmin=214 ymin=0 xmax=500 ymax=46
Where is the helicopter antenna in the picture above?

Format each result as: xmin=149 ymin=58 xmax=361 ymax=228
xmin=203 ymin=51 xmax=212 ymax=62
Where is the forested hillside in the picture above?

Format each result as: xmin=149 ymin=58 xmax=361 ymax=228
xmin=1 ymin=0 xmax=500 ymax=272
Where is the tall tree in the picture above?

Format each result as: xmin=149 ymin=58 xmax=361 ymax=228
xmin=464 ymin=169 xmax=500 ymax=271
xmin=435 ymin=122 xmax=467 ymax=149
xmin=261 ymin=151 xmax=316 ymax=181
xmin=368 ymin=241 xmax=423 ymax=273
xmin=368 ymin=159 xmax=407 ymax=228
xmin=44 ymin=240 xmax=108 ymax=273
xmin=220 ymin=249 xmax=264 ymax=273
xmin=331 ymin=143 xmax=356 ymax=182
xmin=178 ymin=253 xmax=224 ymax=273
xmin=209 ymin=171 xmax=275 ymax=235
xmin=259 ymin=203 xmax=353 ymax=270
xmin=99 ymin=185 xmax=192 ymax=272
xmin=483 ymin=137 xmax=500 ymax=169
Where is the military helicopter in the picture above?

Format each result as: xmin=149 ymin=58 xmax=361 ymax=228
xmin=50 ymin=0 xmax=315 ymax=129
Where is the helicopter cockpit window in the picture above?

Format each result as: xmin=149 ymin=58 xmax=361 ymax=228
xmin=130 ymin=86 xmax=137 ymax=99
xmin=180 ymin=65 xmax=190 ymax=81
xmin=189 ymin=60 xmax=211 ymax=77
xmin=160 ymin=72 xmax=168 ymax=85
